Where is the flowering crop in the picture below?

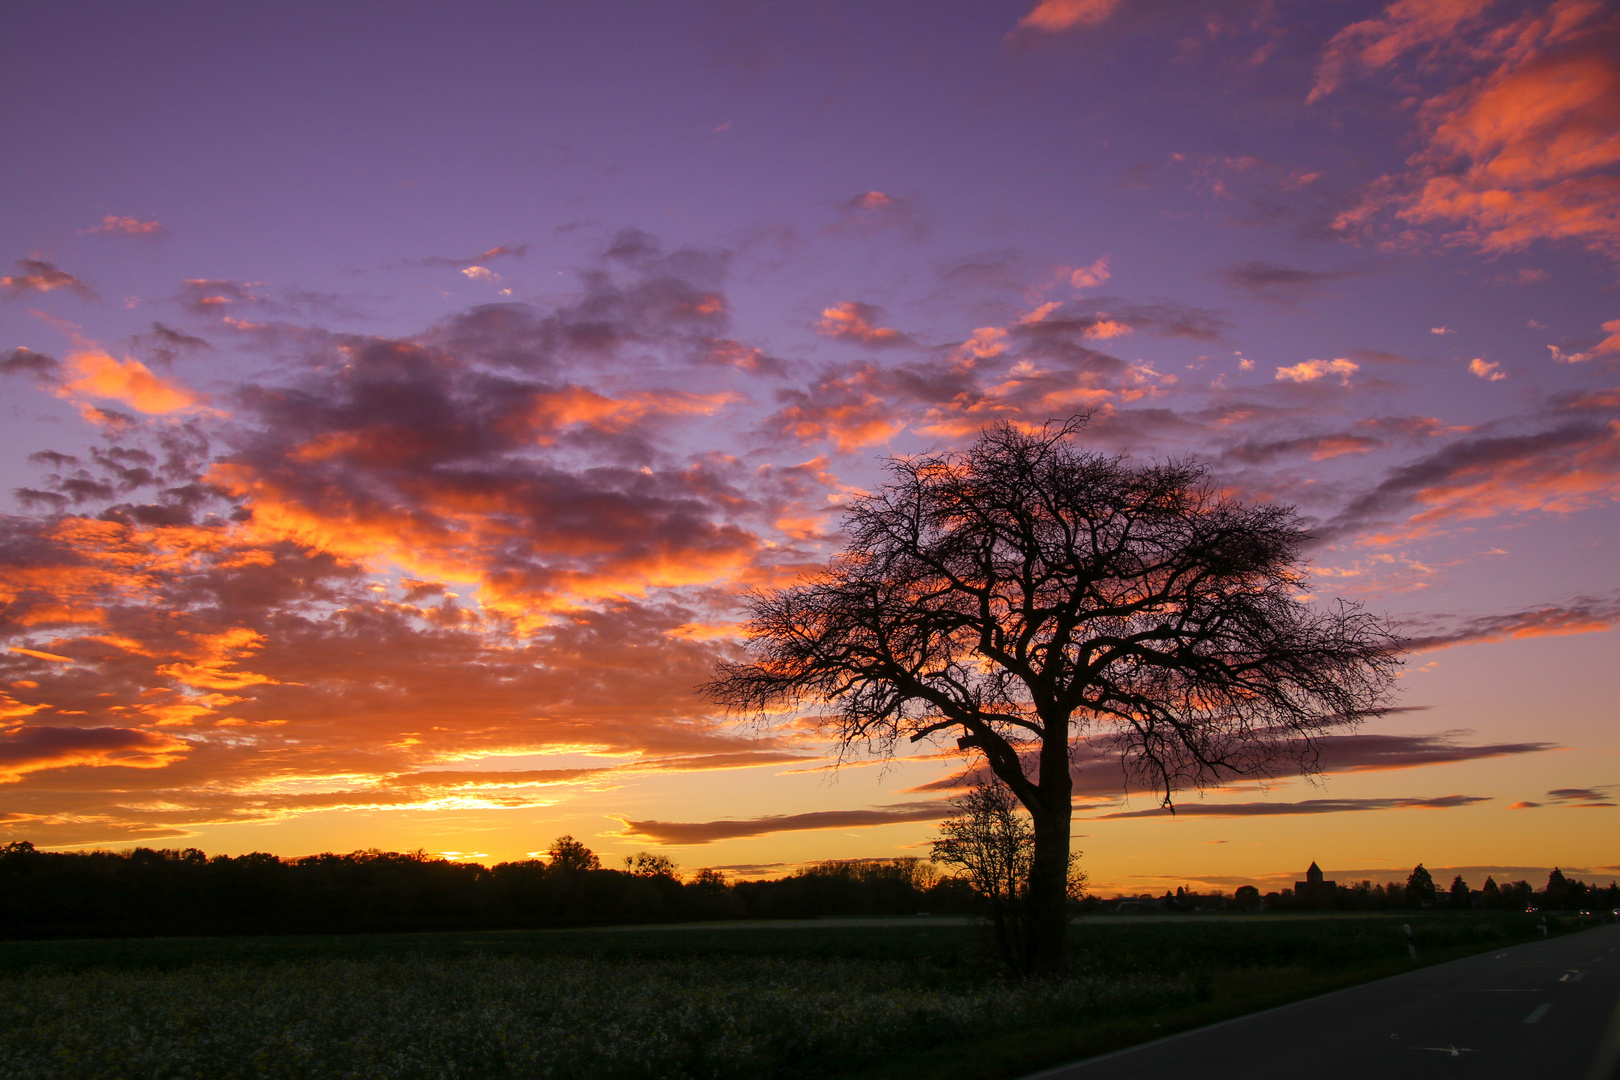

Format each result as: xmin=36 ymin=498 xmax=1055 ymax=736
xmin=0 ymin=952 xmax=1188 ymax=1078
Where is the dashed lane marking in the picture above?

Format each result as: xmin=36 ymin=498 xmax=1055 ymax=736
xmin=1524 ymin=1004 xmax=1553 ymax=1024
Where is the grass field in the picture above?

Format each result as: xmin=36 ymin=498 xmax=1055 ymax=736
xmin=0 ymin=912 xmax=1567 ymax=1079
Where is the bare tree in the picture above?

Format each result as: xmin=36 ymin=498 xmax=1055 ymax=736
xmin=703 ymin=420 xmax=1399 ymax=976
xmin=931 ymin=776 xmax=1086 ymax=976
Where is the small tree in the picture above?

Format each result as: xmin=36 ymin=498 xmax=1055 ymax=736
xmin=704 ymin=420 xmax=1398 ymax=976
xmin=930 ymin=777 xmax=1085 ymax=975
xmin=1448 ymin=874 xmax=1470 ymax=908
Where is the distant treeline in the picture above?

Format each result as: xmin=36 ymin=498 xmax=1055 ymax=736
xmin=1093 ymin=864 xmax=1620 ymax=914
xmin=0 ymin=840 xmax=979 ymax=938
xmin=5 ymin=841 xmax=1614 ymax=939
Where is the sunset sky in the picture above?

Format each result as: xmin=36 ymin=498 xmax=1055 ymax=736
xmin=2 ymin=0 xmax=1616 ymax=895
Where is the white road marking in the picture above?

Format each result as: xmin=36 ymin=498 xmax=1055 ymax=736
xmin=1559 ymin=972 xmax=1585 ymax=982
xmin=1414 ymin=1045 xmax=1474 ymax=1056
xmin=1524 ymin=1004 xmax=1553 ymax=1024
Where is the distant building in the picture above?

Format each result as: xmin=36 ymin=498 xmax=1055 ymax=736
xmin=1295 ymin=862 xmax=1336 ymax=903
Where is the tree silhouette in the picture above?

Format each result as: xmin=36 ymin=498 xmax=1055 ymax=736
xmin=1406 ymin=864 xmax=1436 ymax=907
xmin=546 ymin=835 xmax=600 ymax=874
xmin=929 ymin=776 xmax=1083 ymax=976
xmin=703 ymin=420 xmax=1399 ymax=976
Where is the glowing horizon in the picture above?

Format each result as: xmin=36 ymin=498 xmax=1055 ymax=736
xmin=1 ymin=0 xmax=1616 ymax=897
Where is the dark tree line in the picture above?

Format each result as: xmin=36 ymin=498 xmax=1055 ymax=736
xmin=1094 ymin=867 xmax=1618 ymax=914
xmin=0 ymin=840 xmax=979 ymax=938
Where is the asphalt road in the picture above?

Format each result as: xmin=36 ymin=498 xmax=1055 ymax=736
xmin=1030 ymin=922 xmax=1620 ymax=1080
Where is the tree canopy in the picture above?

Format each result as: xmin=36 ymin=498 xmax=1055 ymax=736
xmin=705 ymin=420 xmax=1400 ymax=975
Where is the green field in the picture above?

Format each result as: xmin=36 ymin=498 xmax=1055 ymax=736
xmin=0 ymin=913 xmax=1567 ymax=1079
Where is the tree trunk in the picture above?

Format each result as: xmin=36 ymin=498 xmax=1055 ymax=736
xmin=1025 ymin=734 xmax=1074 ymax=978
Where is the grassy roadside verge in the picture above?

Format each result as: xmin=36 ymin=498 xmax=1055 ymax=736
xmin=843 ymin=925 xmax=1585 ymax=1080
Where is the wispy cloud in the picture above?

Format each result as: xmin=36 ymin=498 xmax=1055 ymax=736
xmin=617 ymin=802 xmax=947 ymax=845
xmin=80 ymin=215 xmax=165 ymax=237
xmin=1401 ymin=593 xmax=1620 ymax=652
xmin=1090 ymin=794 xmax=1490 ymax=819
xmin=409 ymin=244 xmax=529 ymax=269
xmin=1217 ymin=261 xmax=1356 ymax=304
xmin=1 ymin=259 xmax=95 ymax=300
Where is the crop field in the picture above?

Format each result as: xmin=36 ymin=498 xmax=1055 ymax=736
xmin=0 ymin=913 xmax=1556 ymax=1080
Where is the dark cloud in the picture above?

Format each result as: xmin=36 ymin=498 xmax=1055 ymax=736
xmin=1089 ymin=794 xmax=1491 ymax=819
xmin=826 ymin=191 xmax=928 ymax=242
xmin=618 ymin=801 xmax=947 ymax=845
xmin=1529 ymin=787 xmax=1618 ymax=808
xmin=1313 ymin=732 xmax=1556 ymax=772
xmin=177 ymin=278 xmax=261 ymax=314
xmin=0 ymin=259 xmax=94 ymax=300
xmin=1027 ymin=298 xmax=1230 ymax=342
xmin=0 ymin=725 xmax=189 ymax=781
xmin=133 ymin=321 xmax=212 ymax=367
xmin=431 ymin=242 xmax=732 ymax=374
xmin=1 ymin=347 xmax=60 ymax=384
xmin=1320 ymin=418 xmax=1620 ymax=543
xmin=408 ymin=244 xmax=530 ymax=269
xmin=1221 ymin=432 xmax=1383 ymax=465
xmin=1401 ymin=593 xmax=1620 ymax=653
xmin=1216 ymin=260 xmax=1357 ymax=303
xmin=909 ymin=730 xmax=1549 ymax=801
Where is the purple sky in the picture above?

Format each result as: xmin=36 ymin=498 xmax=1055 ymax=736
xmin=1 ymin=0 xmax=1616 ymax=892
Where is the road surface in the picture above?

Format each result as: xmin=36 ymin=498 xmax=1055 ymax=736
xmin=1030 ymin=922 xmax=1620 ymax=1079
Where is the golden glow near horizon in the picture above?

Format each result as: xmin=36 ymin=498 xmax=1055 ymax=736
xmin=1 ymin=0 xmax=1616 ymax=892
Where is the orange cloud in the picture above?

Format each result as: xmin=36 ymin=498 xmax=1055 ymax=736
xmin=1330 ymin=2 xmax=1620 ymax=260
xmin=1550 ymin=317 xmax=1620 ymax=362
xmin=1015 ymin=0 xmax=1123 ymax=33
xmin=1275 ymin=358 xmax=1359 ymax=385
xmin=1310 ymin=0 xmax=1497 ymax=103
xmin=1469 ymin=358 xmax=1507 ymax=380
xmin=1084 ymin=318 xmax=1132 ymax=340
xmin=9 ymin=647 xmax=75 ymax=663
xmin=58 ymin=349 xmax=204 ymax=414
xmin=0 ymin=725 xmax=189 ymax=783
xmin=816 ymin=302 xmax=908 ymax=346
xmin=1069 ymin=255 xmax=1112 ymax=290
xmin=156 ymin=628 xmax=281 ymax=693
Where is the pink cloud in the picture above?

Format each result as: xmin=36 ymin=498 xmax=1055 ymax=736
xmin=1309 ymin=0 xmax=1497 ymax=103
xmin=81 ymin=215 xmax=164 ymax=236
xmin=1549 ymin=317 xmax=1620 ymax=362
xmin=1328 ymin=2 xmax=1620 ymax=261
xmin=815 ymin=301 xmax=909 ymax=347
xmin=1014 ymin=0 xmax=1123 ymax=34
